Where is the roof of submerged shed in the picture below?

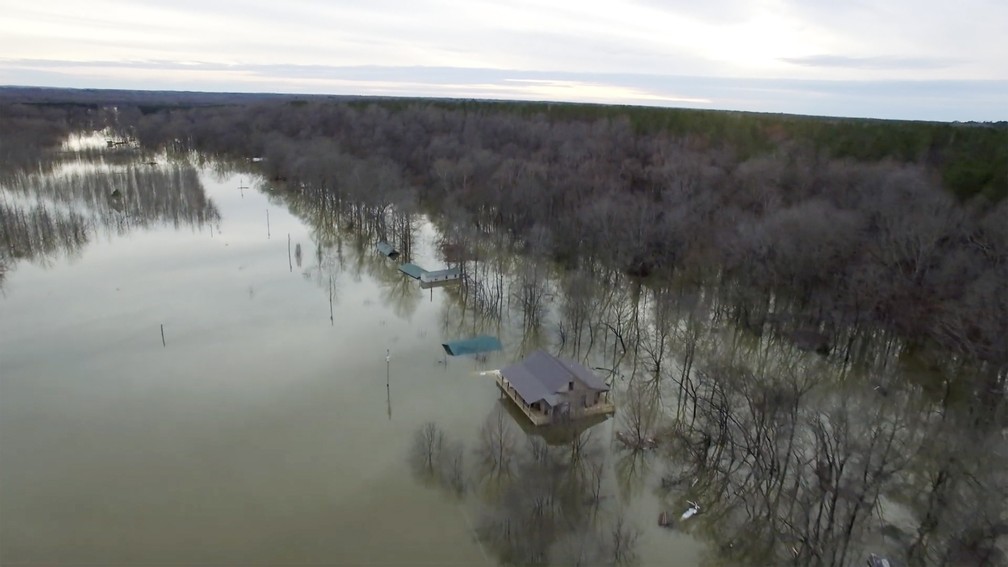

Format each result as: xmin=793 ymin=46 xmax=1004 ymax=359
xmin=442 ymin=335 xmax=502 ymax=356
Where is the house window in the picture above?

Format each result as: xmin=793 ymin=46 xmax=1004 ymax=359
xmin=568 ymin=381 xmax=574 ymax=391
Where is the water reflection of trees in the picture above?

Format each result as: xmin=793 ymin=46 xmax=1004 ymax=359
xmin=3 ymin=162 xmax=219 ymax=228
xmin=0 ymin=161 xmax=220 ymax=278
xmin=275 ymin=161 xmax=1006 ymax=566
xmin=0 ymin=199 xmax=91 ymax=267
xmin=411 ymin=405 xmax=642 ymax=566
xmin=655 ymin=304 xmax=1007 ymax=567
xmin=281 ymin=184 xmax=426 ymax=320
xmin=415 ymin=236 xmax=1005 ymax=566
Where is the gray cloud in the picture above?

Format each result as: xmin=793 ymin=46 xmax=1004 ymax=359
xmin=1 ymin=58 xmax=1005 ymax=121
xmin=783 ymin=54 xmax=960 ymax=70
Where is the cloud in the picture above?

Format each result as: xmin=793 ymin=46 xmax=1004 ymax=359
xmin=627 ymin=0 xmax=756 ymax=24
xmin=783 ymin=54 xmax=960 ymax=71
xmin=1 ymin=58 xmax=1006 ymax=121
xmin=4 ymin=0 xmax=1007 ymax=84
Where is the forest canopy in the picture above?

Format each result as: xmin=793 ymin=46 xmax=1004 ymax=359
xmin=2 ymin=87 xmax=1006 ymax=375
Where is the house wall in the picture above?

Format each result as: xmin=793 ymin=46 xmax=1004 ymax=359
xmin=561 ymin=378 xmax=604 ymax=410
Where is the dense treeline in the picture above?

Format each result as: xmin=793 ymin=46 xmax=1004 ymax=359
xmin=0 ymin=102 xmax=91 ymax=169
xmin=385 ymin=216 xmax=1005 ymax=566
xmin=214 ymin=176 xmax=1007 ymax=566
xmin=105 ymin=98 xmax=1006 ymax=375
xmin=2 ymin=91 xmax=1005 ymax=376
xmin=3 ymin=88 xmax=1005 ymax=199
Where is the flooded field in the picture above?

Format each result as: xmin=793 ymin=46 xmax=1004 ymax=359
xmin=0 ymin=152 xmax=701 ymax=565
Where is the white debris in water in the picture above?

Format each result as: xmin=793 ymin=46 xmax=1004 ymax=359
xmin=681 ymin=501 xmax=700 ymax=521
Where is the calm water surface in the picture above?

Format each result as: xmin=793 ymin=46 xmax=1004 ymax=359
xmin=0 ymin=155 xmax=699 ymax=564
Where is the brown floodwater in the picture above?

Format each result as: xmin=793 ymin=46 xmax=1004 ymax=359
xmin=0 ymin=154 xmax=702 ymax=565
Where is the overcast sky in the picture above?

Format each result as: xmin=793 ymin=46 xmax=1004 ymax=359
xmin=1 ymin=0 xmax=1005 ymax=121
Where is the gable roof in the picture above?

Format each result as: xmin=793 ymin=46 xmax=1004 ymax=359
xmin=398 ymin=262 xmax=427 ymax=279
xmin=500 ymin=351 xmax=609 ymax=406
xmin=376 ymin=241 xmax=399 ymax=258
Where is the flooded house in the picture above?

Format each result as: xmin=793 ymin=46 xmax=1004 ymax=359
xmin=420 ymin=267 xmax=461 ymax=285
xmin=398 ymin=262 xmax=426 ymax=279
xmin=376 ymin=241 xmax=399 ymax=259
xmin=397 ymin=262 xmax=462 ymax=288
xmin=494 ymin=351 xmax=615 ymax=425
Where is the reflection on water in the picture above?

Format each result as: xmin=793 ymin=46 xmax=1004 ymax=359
xmin=60 ymin=130 xmax=113 ymax=152
xmin=0 ymin=154 xmax=492 ymax=565
xmin=0 ymin=160 xmax=220 ymax=278
xmin=1 ymin=148 xmax=636 ymax=565
xmin=1 ymin=142 xmax=1004 ymax=567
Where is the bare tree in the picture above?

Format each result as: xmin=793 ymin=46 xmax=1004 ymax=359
xmin=440 ymin=440 xmax=467 ymax=496
xmin=616 ymin=378 xmax=659 ymax=452
xmin=607 ymin=513 xmax=641 ymax=566
xmin=477 ymin=405 xmax=518 ymax=480
xmin=410 ymin=421 xmax=444 ymax=476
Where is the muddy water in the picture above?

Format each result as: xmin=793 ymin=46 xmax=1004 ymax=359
xmin=0 ymin=156 xmax=700 ymax=564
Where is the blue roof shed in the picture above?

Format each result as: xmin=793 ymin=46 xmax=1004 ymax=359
xmin=441 ymin=335 xmax=502 ymax=356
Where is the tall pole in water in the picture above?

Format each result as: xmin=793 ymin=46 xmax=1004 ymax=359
xmin=386 ymin=348 xmax=390 ymax=388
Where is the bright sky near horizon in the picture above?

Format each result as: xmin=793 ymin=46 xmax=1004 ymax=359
xmin=1 ymin=0 xmax=1005 ymax=121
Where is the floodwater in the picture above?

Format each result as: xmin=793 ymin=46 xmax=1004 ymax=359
xmin=0 ymin=151 xmax=701 ymax=565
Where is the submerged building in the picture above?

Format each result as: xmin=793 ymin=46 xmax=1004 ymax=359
xmin=495 ymin=351 xmax=614 ymax=425
xmin=376 ymin=241 xmax=399 ymax=259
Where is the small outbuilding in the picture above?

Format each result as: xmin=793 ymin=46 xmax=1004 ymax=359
xmin=442 ymin=335 xmax=502 ymax=356
xmin=377 ymin=242 xmax=399 ymax=259
xmin=495 ymin=351 xmax=614 ymax=425
xmin=420 ymin=267 xmax=461 ymax=285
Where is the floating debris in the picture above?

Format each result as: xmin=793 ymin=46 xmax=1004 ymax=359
xmin=680 ymin=500 xmax=700 ymax=521
xmin=866 ymin=554 xmax=892 ymax=567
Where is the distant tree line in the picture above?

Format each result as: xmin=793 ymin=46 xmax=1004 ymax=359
xmin=0 ymin=101 xmax=90 ymax=169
